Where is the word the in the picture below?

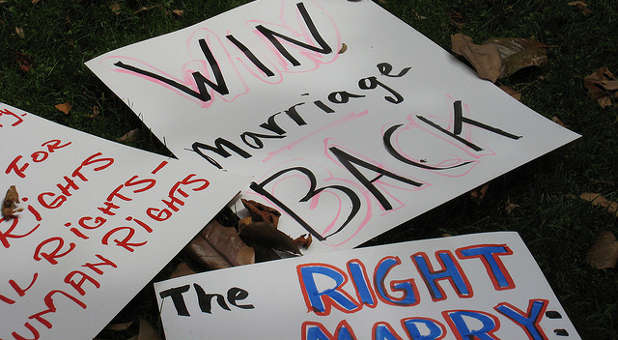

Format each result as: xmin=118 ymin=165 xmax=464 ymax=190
xmin=159 ymin=283 xmax=254 ymax=317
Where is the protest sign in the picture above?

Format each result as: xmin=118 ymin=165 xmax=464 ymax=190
xmin=86 ymin=0 xmax=580 ymax=252
xmin=0 ymin=103 xmax=242 ymax=339
xmin=154 ymin=232 xmax=580 ymax=339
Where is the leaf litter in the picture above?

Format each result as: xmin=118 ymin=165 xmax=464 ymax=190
xmin=451 ymin=33 xmax=547 ymax=83
xmin=584 ymin=67 xmax=617 ymax=108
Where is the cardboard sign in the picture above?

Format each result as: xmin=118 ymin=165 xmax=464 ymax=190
xmin=0 ymin=103 xmax=242 ymax=339
xmin=154 ymin=232 xmax=580 ymax=339
xmin=86 ymin=0 xmax=580 ymax=252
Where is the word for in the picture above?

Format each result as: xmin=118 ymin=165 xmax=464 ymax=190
xmin=191 ymin=62 xmax=410 ymax=170
xmin=159 ymin=283 xmax=254 ymax=317
xmin=0 ymin=152 xmax=112 ymax=251
xmin=297 ymin=244 xmax=515 ymax=315
xmin=301 ymin=299 xmax=553 ymax=340
xmin=5 ymin=139 xmax=72 ymax=179
xmin=114 ymin=2 xmax=335 ymax=104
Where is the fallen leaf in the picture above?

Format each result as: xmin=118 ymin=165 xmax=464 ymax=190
xmin=293 ymin=234 xmax=313 ymax=249
xmin=32 ymin=0 xmax=40 ymax=4
xmin=89 ymin=105 xmax=100 ymax=119
xmin=169 ymin=262 xmax=195 ymax=279
xmin=485 ymin=37 xmax=548 ymax=79
xmin=2 ymin=185 xmax=23 ymax=218
xmin=452 ymin=33 xmax=501 ymax=82
xmin=106 ymin=321 xmax=133 ymax=332
xmin=15 ymin=27 xmax=24 ymax=39
xmin=451 ymin=34 xmax=547 ymax=82
xmin=15 ymin=52 xmax=32 ymax=72
xmin=54 ymin=102 xmax=72 ymax=115
xmin=186 ymin=219 xmax=255 ymax=269
xmin=253 ymin=244 xmax=282 ymax=262
xmin=584 ymin=67 xmax=617 ymax=108
xmin=338 ymin=43 xmax=348 ymax=54
xmin=551 ymin=116 xmax=566 ymax=127
xmin=214 ymin=205 xmax=240 ymax=227
xmin=600 ymin=80 xmax=618 ymax=91
xmin=586 ymin=231 xmax=618 ymax=269
xmin=580 ymin=192 xmax=618 ymax=217
xmin=568 ymin=1 xmax=593 ymax=15
xmin=499 ymin=85 xmax=521 ymax=101
xmin=239 ymin=221 xmax=301 ymax=255
xmin=109 ymin=2 xmax=121 ymax=15
xmin=116 ymin=128 xmax=140 ymax=143
xmin=241 ymin=199 xmax=281 ymax=227
xmin=172 ymin=9 xmax=184 ymax=17
xmin=136 ymin=318 xmax=161 ymax=340
xmin=470 ymin=183 xmax=490 ymax=202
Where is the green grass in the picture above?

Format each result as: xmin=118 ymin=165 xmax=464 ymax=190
xmin=1 ymin=0 xmax=617 ymax=339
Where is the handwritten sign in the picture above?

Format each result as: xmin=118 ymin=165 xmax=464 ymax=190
xmin=154 ymin=232 xmax=580 ymax=339
xmin=86 ymin=0 xmax=580 ymax=252
xmin=0 ymin=103 xmax=242 ymax=339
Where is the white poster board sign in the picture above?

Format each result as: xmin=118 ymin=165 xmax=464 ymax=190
xmin=86 ymin=0 xmax=580 ymax=252
xmin=0 ymin=103 xmax=242 ymax=339
xmin=155 ymin=232 xmax=580 ymax=339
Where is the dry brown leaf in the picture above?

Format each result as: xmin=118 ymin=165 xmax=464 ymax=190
xmin=452 ymin=33 xmax=502 ymax=82
xmin=110 ymin=2 xmax=121 ymax=15
xmin=580 ymin=193 xmax=618 ymax=217
xmin=117 ymin=128 xmax=140 ymax=143
xmin=293 ymin=234 xmax=313 ymax=249
xmin=253 ymin=244 xmax=282 ymax=262
xmin=241 ymin=199 xmax=281 ymax=227
xmin=499 ymin=85 xmax=521 ymax=101
xmin=55 ymin=102 xmax=72 ymax=115
xmin=486 ymin=37 xmax=548 ymax=78
xmin=2 ymin=185 xmax=23 ymax=218
xmin=106 ymin=321 xmax=133 ymax=332
xmin=338 ymin=43 xmax=348 ymax=54
xmin=15 ymin=27 xmax=24 ymax=39
xmin=31 ymin=0 xmax=40 ymax=4
xmin=186 ymin=219 xmax=255 ymax=269
xmin=586 ymin=231 xmax=618 ymax=269
xmin=239 ymin=222 xmax=301 ymax=255
xmin=452 ymin=34 xmax=547 ymax=82
xmin=584 ymin=67 xmax=617 ymax=108
xmin=552 ymin=116 xmax=566 ymax=127
xmin=15 ymin=52 xmax=32 ymax=72
xmin=172 ymin=9 xmax=184 ymax=17
xmin=568 ymin=1 xmax=592 ymax=15
xmin=136 ymin=318 xmax=161 ymax=340
xmin=600 ymin=80 xmax=618 ymax=91
xmin=169 ymin=262 xmax=195 ymax=279
xmin=470 ymin=183 xmax=490 ymax=202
